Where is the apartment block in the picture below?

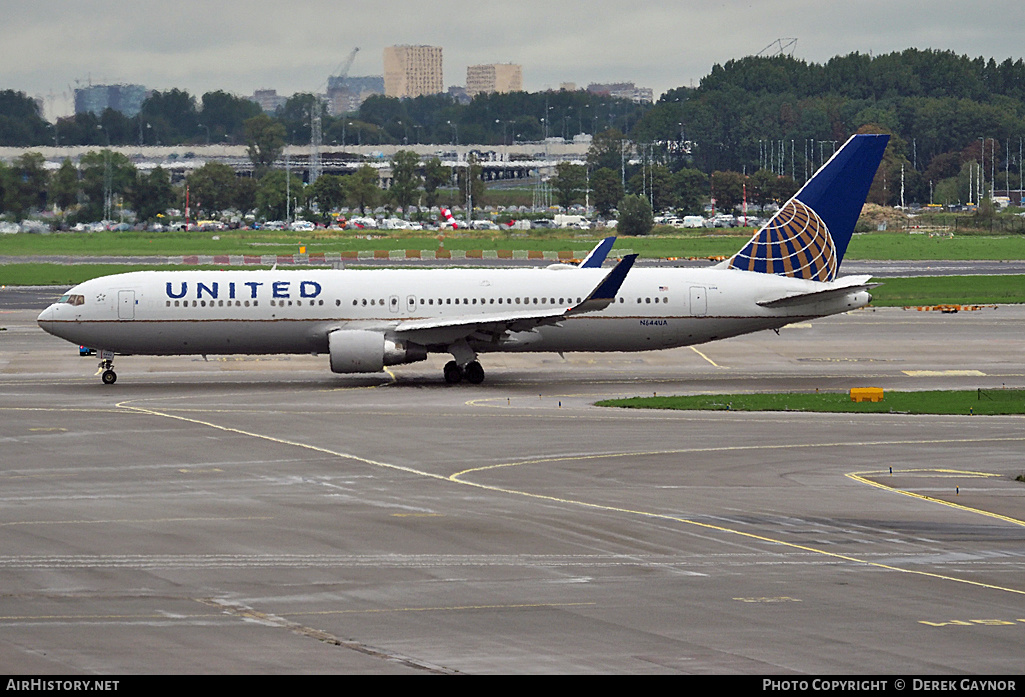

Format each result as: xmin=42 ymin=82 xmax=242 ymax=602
xmin=466 ymin=64 xmax=523 ymax=96
xmin=383 ymin=45 xmax=444 ymax=98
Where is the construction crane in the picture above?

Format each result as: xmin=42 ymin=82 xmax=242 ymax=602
xmin=757 ymin=38 xmax=797 ymax=58
xmin=332 ymin=47 xmax=360 ymax=80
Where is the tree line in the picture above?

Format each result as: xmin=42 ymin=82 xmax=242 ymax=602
xmin=4 ymin=48 xmax=1025 ymax=219
xmin=632 ymin=49 xmax=1025 ymax=206
xmin=0 ymin=87 xmax=647 ymax=148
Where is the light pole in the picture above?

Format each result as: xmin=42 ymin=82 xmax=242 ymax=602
xmin=97 ymin=125 xmax=112 ymax=222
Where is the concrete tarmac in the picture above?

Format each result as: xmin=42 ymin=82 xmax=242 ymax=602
xmin=1 ymin=303 xmax=1024 ymax=674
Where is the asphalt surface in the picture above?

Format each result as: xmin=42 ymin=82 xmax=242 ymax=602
xmin=1 ymin=298 xmax=1024 ymax=674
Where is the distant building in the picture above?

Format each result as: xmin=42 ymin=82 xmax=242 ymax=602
xmin=383 ymin=45 xmax=444 ymax=98
xmin=250 ymin=89 xmax=287 ymax=114
xmin=559 ymin=82 xmax=578 ymax=92
xmin=74 ymin=84 xmax=148 ymax=117
xmin=326 ymin=76 xmax=385 ymax=115
xmin=586 ymin=82 xmax=654 ymax=104
xmin=447 ymin=85 xmax=471 ymax=105
xmin=466 ymin=64 xmax=523 ymax=97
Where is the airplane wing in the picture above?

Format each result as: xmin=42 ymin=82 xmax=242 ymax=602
xmin=392 ymin=254 xmax=637 ymax=346
xmin=755 ymin=275 xmax=879 ymax=309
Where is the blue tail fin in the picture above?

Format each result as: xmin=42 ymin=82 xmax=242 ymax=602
xmin=728 ymin=133 xmax=889 ymax=281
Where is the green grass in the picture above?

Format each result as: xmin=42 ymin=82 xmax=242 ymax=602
xmin=596 ymin=390 xmax=1025 ymax=415
xmin=845 ymin=233 xmax=1025 ymax=261
xmin=868 ymin=275 xmax=1025 ymax=306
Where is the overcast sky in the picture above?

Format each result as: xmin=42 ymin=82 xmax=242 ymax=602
xmin=5 ymin=0 xmax=1024 ymax=119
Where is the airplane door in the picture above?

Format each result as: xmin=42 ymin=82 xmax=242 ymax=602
xmin=406 ymin=295 xmax=417 ymax=313
xmin=689 ymin=286 xmax=707 ymax=317
xmin=388 ymin=295 xmax=400 ymax=313
xmin=118 ymin=290 xmax=135 ymax=319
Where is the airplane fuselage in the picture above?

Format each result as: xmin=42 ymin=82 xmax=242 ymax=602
xmin=38 ymin=266 xmax=870 ymax=359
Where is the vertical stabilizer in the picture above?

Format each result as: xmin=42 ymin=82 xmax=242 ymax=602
xmin=728 ymin=133 xmax=889 ymax=281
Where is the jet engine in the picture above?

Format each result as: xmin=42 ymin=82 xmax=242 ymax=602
xmin=328 ymin=330 xmax=427 ymax=373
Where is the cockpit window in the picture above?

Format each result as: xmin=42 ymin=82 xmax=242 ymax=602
xmin=58 ymin=294 xmax=85 ymax=306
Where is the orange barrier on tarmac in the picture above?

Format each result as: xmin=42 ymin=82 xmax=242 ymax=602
xmin=909 ymin=304 xmax=996 ymax=313
xmin=850 ymin=387 xmax=884 ymax=402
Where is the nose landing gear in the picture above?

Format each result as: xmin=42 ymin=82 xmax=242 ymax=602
xmin=97 ymin=350 xmax=117 ymax=385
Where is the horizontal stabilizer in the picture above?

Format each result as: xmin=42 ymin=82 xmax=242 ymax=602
xmin=756 ymin=275 xmax=878 ymax=308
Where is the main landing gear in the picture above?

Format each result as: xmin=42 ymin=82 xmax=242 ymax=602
xmin=97 ymin=350 xmax=116 ymax=385
xmin=444 ymin=360 xmax=485 ymax=385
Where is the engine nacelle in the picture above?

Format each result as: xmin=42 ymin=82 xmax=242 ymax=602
xmin=328 ymin=330 xmax=427 ymax=373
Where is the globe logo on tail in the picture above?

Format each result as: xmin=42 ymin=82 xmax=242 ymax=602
xmin=728 ymin=199 xmax=837 ymax=282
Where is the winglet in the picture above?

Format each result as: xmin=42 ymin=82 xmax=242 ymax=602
xmin=579 ymin=236 xmax=616 ymax=268
xmin=570 ymin=254 xmax=637 ymax=314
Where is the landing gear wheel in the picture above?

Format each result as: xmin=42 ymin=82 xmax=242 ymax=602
xmin=464 ymin=361 xmax=485 ymax=384
xmin=101 ymin=369 xmax=117 ymax=385
xmin=443 ymin=360 xmax=463 ymax=384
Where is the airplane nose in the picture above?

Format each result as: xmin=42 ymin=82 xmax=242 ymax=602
xmin=37 ymin=305 xmax=54 ymax=324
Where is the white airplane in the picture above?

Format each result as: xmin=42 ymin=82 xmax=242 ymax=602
xmin=38 ymin=134 xmax=889 ymax=385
